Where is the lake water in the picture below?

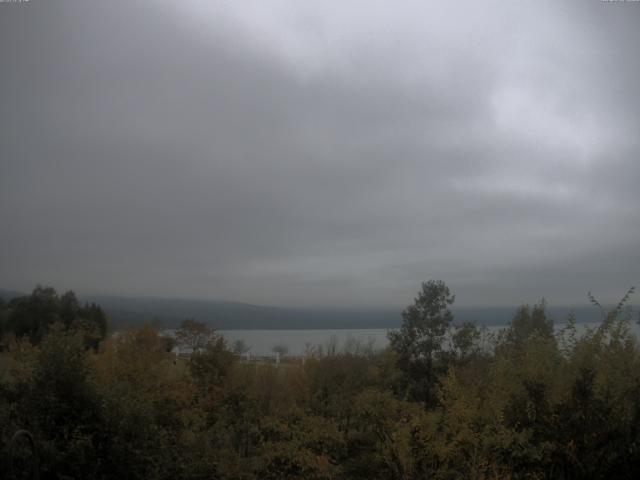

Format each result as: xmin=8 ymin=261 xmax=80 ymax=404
xmin=218 ymin=328 xmax=389 ymax=356
xmin=218 ymin=321 xmax=640 ymax=357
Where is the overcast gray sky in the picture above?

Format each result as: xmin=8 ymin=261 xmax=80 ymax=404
xmin=1 ymin=0 xmax=639 ymax=308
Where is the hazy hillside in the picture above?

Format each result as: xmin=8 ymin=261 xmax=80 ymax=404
xmin=0 ymin=289 xmax=24 ymax=301
xmin=77 ymin=296 xmax=621 ymax=330
xmin=82 ymin=295 xmax=401 ymax=330
xmin=1 ymin=289 xmax=615 ymax=330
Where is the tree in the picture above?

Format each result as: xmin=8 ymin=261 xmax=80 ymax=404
xmin=232 ymin=339 xmax=250 ymax=356
xmin=5 ymin=286 xmax=60 ymax=343
xmin=0 ymin=297 xmax=7 ymax=338
xmin=451 ymin=321 xmax=482 ymax=361
xmin=175 ymin=318 xmax=215 ymax=355
xmin=21 ymin=324 xmax=103 ymax=478
xmin=2 ymin=286 xmax=108 ymax=347
xmin=59 ymin=290 xmax=81 ymax=327
xmin=73 ymin=301 xmax=109 ymax=350
xmin=190 ymin=336 xmax=235 ymax=390
xmin=388 ymin=280 xmax=455 ymax=404
xmin=272 ymin=344 xmax=289 ymax=357
xmin=504 ymin=301 xmax=553 ymax=349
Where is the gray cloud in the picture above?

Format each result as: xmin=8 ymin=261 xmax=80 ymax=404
xmin=1 ymin=0 xmax=639 ymax=308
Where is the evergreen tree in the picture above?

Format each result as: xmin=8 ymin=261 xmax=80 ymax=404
xmin=388 ymin=279 xmax=455 ymax=405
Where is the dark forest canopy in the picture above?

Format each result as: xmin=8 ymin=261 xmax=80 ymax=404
xmin=1 ymin=281 xmax=639 ymax=479
xmin=0 ymin=286 xmax=107 ymax=348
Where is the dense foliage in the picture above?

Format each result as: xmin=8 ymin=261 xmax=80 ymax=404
xmin=0 ymin=286 xmax=107 ymax=348
xmin=1 ymin=283 xmax=639 ymax=479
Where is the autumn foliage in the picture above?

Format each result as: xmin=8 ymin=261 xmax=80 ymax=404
xmin=1 ymin=284 xmax=640 ymax=479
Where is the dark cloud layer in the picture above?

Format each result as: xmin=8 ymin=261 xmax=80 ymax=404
xmin=1 ymin=0 xmax=639 ymax=308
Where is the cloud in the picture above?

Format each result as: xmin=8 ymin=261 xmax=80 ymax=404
xmin=1 ymin=0 xmax=639 ymax=308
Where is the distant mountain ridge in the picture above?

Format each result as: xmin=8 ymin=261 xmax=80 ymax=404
xmin=83 ymin=294 xmax=401 ymax=330
xmin=0 ymin=289 xmax=25 ymax=301
xmin=1 ymin=288 xmax=618 ymax=330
